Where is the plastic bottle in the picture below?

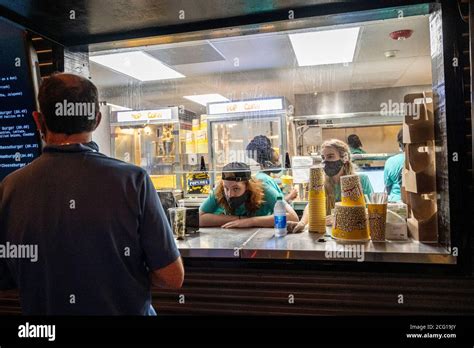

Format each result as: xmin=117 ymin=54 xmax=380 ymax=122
xmin=274 ymin=196 xmax=287 ymax=237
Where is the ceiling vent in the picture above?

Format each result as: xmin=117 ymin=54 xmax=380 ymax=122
xmin=147 ymin=42 xmax=225 ymax=66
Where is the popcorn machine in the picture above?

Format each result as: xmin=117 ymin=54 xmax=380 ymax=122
xmin=110 ymin=107 xmax=193 ymax=190
xmin=205 ymin=97 xmax=290 ymax=185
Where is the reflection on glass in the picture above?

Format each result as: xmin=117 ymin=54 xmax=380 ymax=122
xmin=89 ymin=3 xmax=451 ymax=260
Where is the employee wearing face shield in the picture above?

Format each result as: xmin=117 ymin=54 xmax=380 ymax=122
xmin=199 ymin=162 xmax=298 ymax=228
xmin=287 ymin=139 xmax=373 ymax=233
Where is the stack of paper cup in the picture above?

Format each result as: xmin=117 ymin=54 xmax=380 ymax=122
xmin=340 ymin=174 xmax=366 ymax=207
xmin=332 ymin=174 xmax=369 ymax=241
xmin=308 ymin=166 xmax=326 ymax=233
xmin=332 ymin=203 xmax=369 ymax=241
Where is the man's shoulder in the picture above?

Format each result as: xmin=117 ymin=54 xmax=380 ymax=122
xmin=386 ymin=153 xmax=405 ymax=166
xmin=1 ymin=153 xmax=148 ymax=188
xmin=96 ymin=154 xmax=146 ymax=175
xmin=255 ymin=172 xmax=271 ymax=182
xmin=0 ymin=156 xmax=42 ymax=187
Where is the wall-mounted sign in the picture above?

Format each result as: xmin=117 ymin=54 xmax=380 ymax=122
xmin=208 ymin=98 xmax=284 ymax=115
xmin=116 ymin=108 xmax=173 ymax=123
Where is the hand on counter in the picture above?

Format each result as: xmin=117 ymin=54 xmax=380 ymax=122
xmin=326 ymin=215 xmax=334 ymax=226
xmin=287 ymin=221 xmax=305 ymax=234
xmin=221 ymin=217 xmax=255 ymax=229
xmin=286 ymin=216 xmax=332 ymax=232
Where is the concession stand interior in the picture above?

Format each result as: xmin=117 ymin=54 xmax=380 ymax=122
xmin=0 ymin=0 xmax=473 ymax=315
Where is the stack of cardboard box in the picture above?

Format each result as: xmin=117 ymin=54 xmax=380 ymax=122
xmin=401 ymin=92 xmax=438 ymax=242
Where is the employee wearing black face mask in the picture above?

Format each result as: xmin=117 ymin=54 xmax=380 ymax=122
xmin=288 ymin=139 xmax=373 ymax=233
xmin=199 ymin=162 xmax=298 ymax=228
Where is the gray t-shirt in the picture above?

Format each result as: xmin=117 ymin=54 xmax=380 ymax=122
xmin=0 ymin=141 xmax=180 ymax=315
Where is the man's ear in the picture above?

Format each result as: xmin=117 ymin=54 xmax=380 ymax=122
xmin=93 ymin=112 xmax=102 ymax=130
xmin=32 ymin=111 xmax=45 ymax=133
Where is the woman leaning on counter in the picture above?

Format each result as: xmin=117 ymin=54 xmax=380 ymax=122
xmin=288 ymin=139 xmax=374 ymax=233
xmin=199 ymin=162 xmax=298 ymax=228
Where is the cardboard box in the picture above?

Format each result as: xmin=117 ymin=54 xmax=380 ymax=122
xmin=403 ymin=142 xmax=436 ymax=193
xmin=387 ymin=202 xmax=408 ymax=219
xmin=403 ymin=169 xmax=436 ymax=194
xmin=403 ymin=92 xmax=435 ymax=143
xmin=386 ymin=221 xmax=408 ymax=240
xmin=406 ymin=192 xmax=438 ymax=242
xmin=407 ymin=214 xmax=438 ymax=242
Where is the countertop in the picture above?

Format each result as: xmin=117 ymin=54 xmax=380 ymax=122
xmin=176 ymin=227 xmax=455 ymax=264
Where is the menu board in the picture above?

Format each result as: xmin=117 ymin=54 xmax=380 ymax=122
xmin=0 ymin=18 xmax=41 ymax=181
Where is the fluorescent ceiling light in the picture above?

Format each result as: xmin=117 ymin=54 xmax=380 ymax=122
xmin=289 ymin=27 xmax=360 ymax=66
xmin=90 ymin=51 xmax=185 ymax=81
xmin=183 ymin=94 xmax=229 ymax=106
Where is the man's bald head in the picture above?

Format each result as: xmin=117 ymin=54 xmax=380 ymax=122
xmin=37 ymin=73 xmax=100 ymax=135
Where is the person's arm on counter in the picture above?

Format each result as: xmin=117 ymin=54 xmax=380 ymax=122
xmin=287 ymin=204 xmax=332 ymax=233
xmin=221 ymin=203 xmax=298 ymax=228
xmin=198 ymin=191 xmax=241 ymax=227
xmin=199 ymin=211 xmax=239 ymax=227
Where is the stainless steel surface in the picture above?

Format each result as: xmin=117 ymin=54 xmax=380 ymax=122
xmin=352 ymin=153 xmax=398 ymax=161
xmin=294 ymin=86 xmax=429 ymax=117
xmin=0 ymin=0 xmax=342 ymax=46
xmin=84 ymin=3 xmax=431 ymax=51
xmin=177 ymin=227 xmax=455 ymax=264
xmin=176 ymin=227 xmax=260 ymax=258
xmin=241 ymin=228 xmax=454 ymax=264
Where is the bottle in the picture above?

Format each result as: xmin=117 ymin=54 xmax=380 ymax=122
xmin=274 ymin=196 xmax=287 ymax=237
xmin=200 ymin=156 xmax=207 ymax=171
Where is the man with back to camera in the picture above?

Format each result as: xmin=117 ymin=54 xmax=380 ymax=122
xmin=384 ymin=129 xmax=405 ymax=203
xmin=0 ymin=73 xmax=184 ymax=315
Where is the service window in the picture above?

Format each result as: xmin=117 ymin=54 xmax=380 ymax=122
xmin=88 ymin=3 xmax=453 ymax=265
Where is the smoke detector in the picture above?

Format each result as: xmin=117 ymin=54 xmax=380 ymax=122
xmin=384 ymin=50 xmax=399 ymax=58
xmin=389 ymin=29 xmax=413 ymax=40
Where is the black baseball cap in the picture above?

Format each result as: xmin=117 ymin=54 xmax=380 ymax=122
xmin=222 ymin=162 xmax=252 ymax=182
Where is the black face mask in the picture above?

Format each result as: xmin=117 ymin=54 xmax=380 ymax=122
xmin=323 ymin=160 xmax=344 ymax=177
xmin=227 ymin=191 xmax=250 ymax=210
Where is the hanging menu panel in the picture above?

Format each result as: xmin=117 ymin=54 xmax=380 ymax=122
xmin=0 ymin=18 xmax=41 ymax=181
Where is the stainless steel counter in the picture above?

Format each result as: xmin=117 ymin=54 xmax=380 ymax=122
xmin=176 ymin=228 xmax=260 ymax=258
xmin=176 ymin=228 xmax=456 ymax=264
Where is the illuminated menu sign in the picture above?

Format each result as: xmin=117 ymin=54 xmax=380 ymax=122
xmin=207 ymin=98 xmax=284 ymax=115
xmin=0 ymin=19 xmax=41 ymax=181
xmin=116 ymin=108 xmax=173 ymax=123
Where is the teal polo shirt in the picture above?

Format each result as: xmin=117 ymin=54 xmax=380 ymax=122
xmin=255 ymin=172 xmax=282 ymax=195
xmin=200 ymin=177 xmax=280 ymax=217
xmin=334 ymin=173 xmax=374 ymax=202
xmin=384 ymin=153 xmax=405 ymax=202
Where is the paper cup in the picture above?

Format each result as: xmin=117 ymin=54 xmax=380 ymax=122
xmin=340 ymin=175 xmax=365 ymax=207
xmin=332 ymin=203 xmax=369 ymax=241
xmin=368 ymin=203 xmax=387 ymax=242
